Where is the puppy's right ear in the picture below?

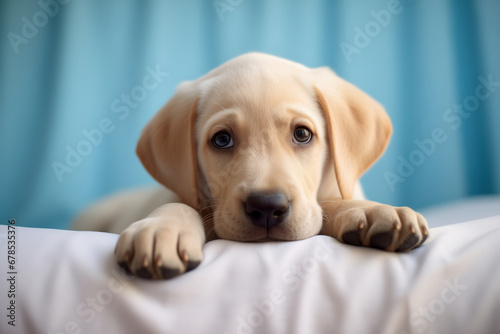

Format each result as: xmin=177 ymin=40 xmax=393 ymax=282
xmin=136 ymin=82 xmax=199 ymax=209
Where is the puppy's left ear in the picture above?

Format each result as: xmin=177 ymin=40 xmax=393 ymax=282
xmin=311 ymin=67 xmax=392 ymax=199
xmin=136 ymin=82 xmax=199 ymax=209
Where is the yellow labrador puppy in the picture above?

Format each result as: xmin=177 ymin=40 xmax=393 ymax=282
xmin=73 ymin=53 xmax=428 ymax=279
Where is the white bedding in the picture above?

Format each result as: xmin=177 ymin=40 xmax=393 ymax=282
xmin=1 ymin=215 xmax=500 ymax=334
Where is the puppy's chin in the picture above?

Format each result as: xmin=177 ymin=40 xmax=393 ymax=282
xmin=221 ymin=227 xmax=319 ymax=242
xmin=215 ymin=228 xmax=268 ymax=242
xmin=267 ymin=225 xmax=321 ymax=241
xmin=213 ymin=219 xmax=322 ymax=242
xmin=242 ymin=229 xmax=306 ymax=242
xmin=247 ymin=235 xmax=282 ymax=243
xmin=216 ymin=229 xmax=294 ymax=242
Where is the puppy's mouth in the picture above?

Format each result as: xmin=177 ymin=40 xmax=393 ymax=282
xmin=213 ymin=215 xmax=295 ymax=242
xmin=239 ymin=223 xmax=303 ymax=242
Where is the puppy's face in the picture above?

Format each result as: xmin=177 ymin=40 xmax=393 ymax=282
xmin=137 ymin=53 xmax=391 ymax=243
xmin=196 ymin=72 xmax=328 ymax=241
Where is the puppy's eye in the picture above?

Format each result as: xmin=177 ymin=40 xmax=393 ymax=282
xmin=293 ymin=126 xmax=312 ymax=144
xmin=212 ymin=131 xmax=234 ymax=149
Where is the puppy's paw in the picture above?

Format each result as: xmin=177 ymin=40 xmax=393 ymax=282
xmin=337 ymin=204 xmax=428 ymax=252
xmin=114 ymin=204 xmax=205 ymax=279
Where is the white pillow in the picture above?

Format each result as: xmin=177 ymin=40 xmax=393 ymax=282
xmin=1 ymin=216 xmax=499 ymax=334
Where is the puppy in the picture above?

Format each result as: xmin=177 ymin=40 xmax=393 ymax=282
xmin=73 ymin=53 xmax=428 ymax=279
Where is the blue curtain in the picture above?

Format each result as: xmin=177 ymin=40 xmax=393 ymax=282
xmin=1 ymin=0 xmax=499 ymax=229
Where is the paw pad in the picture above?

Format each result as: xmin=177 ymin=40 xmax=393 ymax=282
xmin=395 ymin=234 xmax=420 ymax=252
xmin=160 ymin=267 xmax=181 ymax=279
xmin=342 ymin=230 xmax=362 ymax=246
xmin=370 ymin=231 xmax=394 ymax=250
xmin=136 ymin=267 xmax=152 ymax=279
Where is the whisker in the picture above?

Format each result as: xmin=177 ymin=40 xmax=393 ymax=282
xmin=204 ymin=219 xmax=225 ymax=240
xmin=197 ymin=200 xmax=224 ymax=211
xmin=196 ymin=204 xmax=220 ymax=214
xmin=204 ymin=224 xmax=214 ymax=231
xmin=202 ymin=213 xmax=216 ymax=221
xmin=200 ymin=215 xmax=215 ymax=224
xmin=318 ymin=200 xmax=342 ymax=205
xmin=202 ymin=214 xmax=216 ymax=222
xmin=199 ymin=198 xmax=225 ymax=205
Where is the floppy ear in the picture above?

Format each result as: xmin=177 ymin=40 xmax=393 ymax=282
xmin=136 ymin=82 xmax=199 ymax=209
xmin=311 ymin=67 xmax=392 ymax=199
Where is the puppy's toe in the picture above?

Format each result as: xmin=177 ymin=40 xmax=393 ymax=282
xmin=337 ymin=208 xmax=367 ymax=246
xmin=177 ymin=232 xmax=204 ymax=272
xmin=130 ymin=226 xmax=156 ymax=278
xmin=153 ymin=228 xmax=186 ymax=279
xmin=158 ymin=266 xmax=182 ymax=279
xmin=396 ymin=234 xmax=420 ymax=252
xmin=417 ymin=212 xmax=429 ymax=245
xmin=364 ymin=205 xmax=400 ymax=250
xmin=394 ymin=207 xmax=429 ymax=252
xmin=136 ymin=265 xmax=153 ymax=279
xmin=115 ymin=229 xmax=135 ymax=273
xmin=342 ymin=230 xmax=362 ymax=246
xmin=370 ymin=231 xmax=394 ymax=250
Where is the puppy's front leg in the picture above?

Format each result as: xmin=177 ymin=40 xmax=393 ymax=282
xmin=115 ymin=203 xmax=205 ymax=279
xmin=322 ymin=200 xmax=428 ymax=252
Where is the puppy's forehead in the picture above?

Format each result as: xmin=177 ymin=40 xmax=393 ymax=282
xmin=197 ymin=67 xmax=319 ymax=127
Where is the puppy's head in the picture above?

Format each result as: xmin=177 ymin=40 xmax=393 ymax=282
xmin=137 ymin=53 xmax=392 ymax=241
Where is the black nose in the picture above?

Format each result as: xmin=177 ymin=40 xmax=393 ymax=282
xmin=245 ymin=192 xmax=290 ymax=228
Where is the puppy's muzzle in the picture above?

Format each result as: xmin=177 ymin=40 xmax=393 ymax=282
xmin=244 ymin=192 xmax=290 ymax=228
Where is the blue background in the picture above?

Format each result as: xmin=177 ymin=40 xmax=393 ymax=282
xmin=1 ymin=0 xmax=499 ymax=229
